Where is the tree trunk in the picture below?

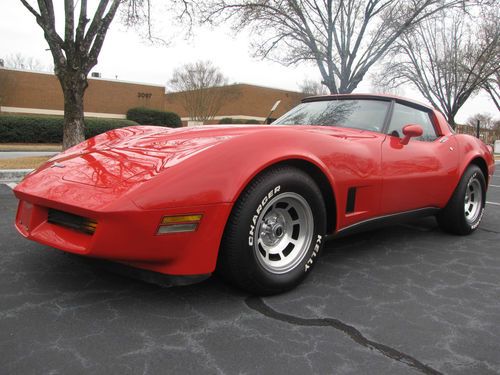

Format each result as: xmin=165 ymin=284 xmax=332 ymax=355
xmin=325 ymin=82 xmax=338 ymax=95
xmin=60 ymin=75 xmax=88 ymax=150
xmin=447 ymin=114 xmax=456 ymax=130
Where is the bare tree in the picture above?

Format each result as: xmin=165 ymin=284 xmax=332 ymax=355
xmin=3 ymin=53 xmax=51 ymax=71
xmin=467 ymin=113 xmax=495 ymax=129
xmin=299 ymin=79 xmax=329 ymax=96
xmin=479 ymin=7 xmax=500 ymax=112
xmin=483 ymin=71 xmax=499 ymax=111
xmin=19 ymin=0 xmax=193 ymax=149
xmin=378 ymin=9 xmax=499 ymax=128
xmin=370 ymin=68 xmax=405 ymax=96
xmin=168 ymin=60 xmax=239 ymax=122
xmin=204 ymin=0 xmax=470 ymax=95
xmin=465 ymin=112 xmax=500 ymax=142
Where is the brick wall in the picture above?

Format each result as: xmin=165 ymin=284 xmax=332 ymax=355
xmin=0 ymin=68 xmax=164 ymax=117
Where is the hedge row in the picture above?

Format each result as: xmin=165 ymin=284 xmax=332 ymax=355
xmin=219 ymin=117 xmax=262 ymax=124
xmin=126 ymin=107 xmax=182 ymax=127
xmin=0 ymin=115 xmax=139 ymax=143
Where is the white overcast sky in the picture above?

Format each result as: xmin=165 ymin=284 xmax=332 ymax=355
xmin=1 ymin=0 xmax=498 ymax=122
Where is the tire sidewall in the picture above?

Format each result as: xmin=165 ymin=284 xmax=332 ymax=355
xmin=236 ymin=169 xmax=326 ymax=291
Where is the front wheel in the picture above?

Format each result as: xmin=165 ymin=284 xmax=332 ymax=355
xmin=217 ymin=166 xmax=327 ymax=295
xmin=437 ymin=165 xmax=486 ymax=235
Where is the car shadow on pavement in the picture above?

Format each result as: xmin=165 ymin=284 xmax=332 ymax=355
xmin=6 ymin=215 xmax=449 ymax=323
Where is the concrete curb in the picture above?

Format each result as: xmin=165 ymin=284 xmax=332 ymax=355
xmin=0 ymin=149 xmax=61 ymax=152
xmin=0 ymin=169 xmax=33 ymax=183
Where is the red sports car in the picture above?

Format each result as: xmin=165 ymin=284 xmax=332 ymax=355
xmin=14 ymin=94 xmax=496 ymax=294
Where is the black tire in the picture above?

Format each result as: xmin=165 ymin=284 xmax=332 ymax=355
xmin=217 ymin=166 xmax=327 ymax=295
xmin=437 ymin=165 xmax=486 ymax=235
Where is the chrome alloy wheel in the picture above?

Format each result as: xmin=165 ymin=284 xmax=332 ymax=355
xmin=464 ymin=176 xmax=483 ymax=223
xmin=253 ymin=192 xmax=314 ymax=274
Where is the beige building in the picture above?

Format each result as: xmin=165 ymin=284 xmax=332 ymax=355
xmin=0 ymin=67 xmax=305 ymax=125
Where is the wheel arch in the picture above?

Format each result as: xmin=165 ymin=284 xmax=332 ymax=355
xmin=455 ymin=133 xmax=494 ymax=188
xmin=467 ymin=156 xmax=489 ymax=186
xmin=231 ymin=158 xmax=338 ymax=234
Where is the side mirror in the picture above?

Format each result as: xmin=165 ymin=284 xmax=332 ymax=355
xmin=400 ymin=124 xmax=423 ymax=145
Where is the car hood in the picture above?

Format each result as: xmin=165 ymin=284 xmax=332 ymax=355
xmin=23 ymin=126 xmax=250 ymax=189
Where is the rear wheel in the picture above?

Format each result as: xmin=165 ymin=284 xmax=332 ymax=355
xmin=437 ymin=165 xmax=486 ymax=235
xmin=218 ymin=166 xmax=327 ymax=295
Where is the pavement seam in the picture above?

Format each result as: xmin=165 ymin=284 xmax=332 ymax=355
xmin=245 ymin=296 xmax=443 ymax=375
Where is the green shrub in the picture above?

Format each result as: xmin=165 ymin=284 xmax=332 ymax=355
xmin=245 ymin=119 xmax=261 ymax=124
xmin=84 ymin=118 xmax=138 ymax=138
xmin=0 ymin=114 xmax=138 ymax=143
xmin=218 ymin=117 xmax=248 ymax=124
xmin=126 ymin=107 xmax=182 ymax=127
xmin=218 ymin=117 xmax=234 ymax=124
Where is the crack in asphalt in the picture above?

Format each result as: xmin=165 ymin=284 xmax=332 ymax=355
xmin=245 ymin=297 xmax=442 ymax=375
xmin=478 ymin=227 xmax=500 ymax=234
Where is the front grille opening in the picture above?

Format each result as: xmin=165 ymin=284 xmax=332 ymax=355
xmin=47 ymin=209 xmax=97 ymax=235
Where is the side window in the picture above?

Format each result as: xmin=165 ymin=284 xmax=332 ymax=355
xmin=387 ymin=103 xmax=437 ymax=142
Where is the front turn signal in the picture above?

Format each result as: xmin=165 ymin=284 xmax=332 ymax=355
xmin=157 ymin=214 xmax=202 ymax=234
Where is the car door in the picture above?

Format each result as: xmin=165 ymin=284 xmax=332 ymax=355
xmin=380 ymin=102 xmax=459 ymax=215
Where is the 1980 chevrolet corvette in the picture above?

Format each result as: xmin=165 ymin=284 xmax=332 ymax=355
xmin=14 ymin=94 xmax=495 ymax=294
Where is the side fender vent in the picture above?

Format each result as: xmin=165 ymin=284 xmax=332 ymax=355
xmin=346 ymin=187 xmax=356 ymax=214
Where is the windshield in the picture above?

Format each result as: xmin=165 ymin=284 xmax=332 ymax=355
xmin=273 ymin=99 xmax=390 ymax=132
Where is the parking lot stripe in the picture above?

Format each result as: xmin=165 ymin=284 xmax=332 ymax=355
xmin=490 ymin=185 xmax=500 ymax=188
xmin=486 ymin=201 xmax=500 ymax=206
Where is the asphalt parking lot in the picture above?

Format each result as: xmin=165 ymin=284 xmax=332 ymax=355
xmin=1 ymin=165 xmax=499 ymax=375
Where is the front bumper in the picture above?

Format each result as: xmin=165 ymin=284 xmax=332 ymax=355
xmin=14 ymin=193 xmax=232 ymax=276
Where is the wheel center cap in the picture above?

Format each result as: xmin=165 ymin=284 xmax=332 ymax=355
xmin=273 ymin=225 xmax=284 ymax=238
xmin=260 ymin=216 xmax=286 ymax=246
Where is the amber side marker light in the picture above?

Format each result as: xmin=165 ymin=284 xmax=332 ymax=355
xmin=157 ymin=214 xmax=202 ymax=234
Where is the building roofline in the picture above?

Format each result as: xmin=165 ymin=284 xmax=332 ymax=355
xmin=166 ymin=82 xmax=306 ymax=96
xmin=0 ymin=66 xmax=165 ymax=88
xmin=228 ymin=82 xmax=305 ymax=95
xmin=0 ymin=66 xmax=54 ymax=76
